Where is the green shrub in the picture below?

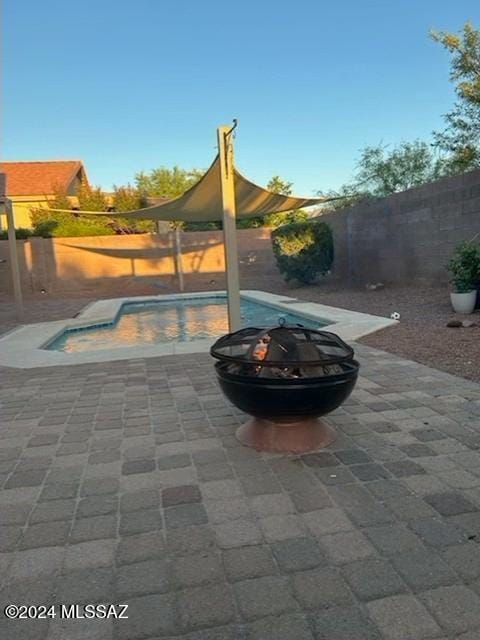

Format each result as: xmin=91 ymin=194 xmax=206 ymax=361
xmin=0 ymin=227 xmax=33 ymax=240
xmin=271 ymin=220 xmax=334 ymax=284
xmin=447 ymin=240 xmax=480 ymax=292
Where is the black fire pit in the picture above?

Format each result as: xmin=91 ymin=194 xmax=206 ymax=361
xmin=210 ymin=323 xmax=359 ymax=453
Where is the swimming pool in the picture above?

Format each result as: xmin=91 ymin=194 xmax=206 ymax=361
xmin=46 ymin=296 xmax=329 ymax=353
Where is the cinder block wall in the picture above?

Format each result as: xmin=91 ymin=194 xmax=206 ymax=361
xmin=319 ymin=168 xmax=480 ymax=284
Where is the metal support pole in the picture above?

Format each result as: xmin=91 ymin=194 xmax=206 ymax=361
xmin=217 ymin=123 xmax=241 ymax=332
xmin=174 ymin=226 xmax=184 ymax=292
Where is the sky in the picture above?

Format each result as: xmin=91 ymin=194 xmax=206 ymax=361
xmin=3 ymin=1 xmax=479 ymax=195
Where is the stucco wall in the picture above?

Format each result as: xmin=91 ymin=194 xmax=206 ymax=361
xmin=318 ymin=168 xmax=480 ymax=284
xmin=0 ymin=228 xmax=277 ymax=296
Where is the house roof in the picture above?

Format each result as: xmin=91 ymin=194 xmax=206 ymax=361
xmin=0 ymin=160 xmax=85 ymax=196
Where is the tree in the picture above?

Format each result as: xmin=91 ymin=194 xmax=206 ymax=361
xmin=135 ymin=166 xmax=205 ymax=230
xmin=431 ymin=21 xmax=480 ymax=171
xmin=318 ymin=140 xmax=449 ymax=209
xmin=135 ymin=166 xmax=204 ymax=198
xmin=237 ymin=175 xmax=308 ymax=229
xmin=77 ymin=179 xmax=108 ymax=211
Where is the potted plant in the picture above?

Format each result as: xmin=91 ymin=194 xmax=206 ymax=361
xmin=447 ymin=241 xmax=480 ymax=314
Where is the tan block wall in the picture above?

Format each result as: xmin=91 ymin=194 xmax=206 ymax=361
xmin=0 ymin=228 xmax=277 ymax=296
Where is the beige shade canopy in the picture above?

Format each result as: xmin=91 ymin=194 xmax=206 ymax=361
xmin=52 ymin=155 xmax=330 ymax=222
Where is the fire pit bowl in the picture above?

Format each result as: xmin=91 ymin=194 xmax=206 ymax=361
xmin=210 ymin=323 xmax=359 ymax=453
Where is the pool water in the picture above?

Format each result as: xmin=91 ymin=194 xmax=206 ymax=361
xmin=46 ymin=297 xmax=328 ymax=353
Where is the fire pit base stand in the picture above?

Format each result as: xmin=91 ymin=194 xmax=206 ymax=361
xmin=236 ymin=416 xmax=336 ymax=454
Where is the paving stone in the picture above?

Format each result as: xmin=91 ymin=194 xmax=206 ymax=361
xmin=312 ymin=605 xmax=382 ymax=640
xmin=367 ymin=594 xmax=442 ymax=640
xmin=313 ymin=466 xmax=357 ymax=485
xmin=345 ymin=502 xmax=396 ymax=528
xmin=30 ymin=499 xmax=75 ymax=524
xmin=245 ymin=614 xmax=314 ymax=640
xmin=157 ymin=453 xmax=191 ymax=469
xmin=259 ymin=514 xmax=306 ymax=542
xmin=442 ymin=469 xmax=480 ymax=489
xmin=120 ymin=489 xmax=159 ymax=512
xmin=234 ymin=576 xmax=298 ymax=620
xmin=289 ymin=487 xmax=331 ymax=512
xmin=302 ymin=508 xmax=354 ymax=536
xmin=46 ymin=617 xmax=112 ymax=639
xmin=335 ymin=449 xmax=372 ymax=465
xmin=192 ymin=449 xmax=227 ymax=465
xmin=399 ymin=443 xmax=437 ymax=457
xmin=197 ymin=463 xmax=234 ymax=481
xmin=384 ymin=495 xmax=438 ymax=521
xmin=302 ymin=452 xmax=340 ymax=468
xmin=420 ymin=585 xmax=480 ymax=634
xmin=5 ymin=469 xmax=47 ymax=488
xmin=215 ymin=519 xmax=263 ymax=548
xmin=172 ymin=552 xmax=224 ymax=587
xmin=0 ymin=525 xmax=21 ymax=551
xmin=88 ymin=450 xmax=120 ymax=465
xmin=116 ymin=593 xmax=177 ymax=639
xmin=249 ymin=493 xmax=294 ymax=517
xmin=57 ymin=567 xmax=114 ymax=604
xmin=204 ymin=497 xmax=251 ymax=523
xmin=116 ymin=532 xmax=164 ymax=565
xmin=292 ymin=566 xmax=354 ymax=609
xmin=120 ymin=508 xmax=162 ymax=535
xmin=76 ymin=495 xmax=118 ymax=518
xmin=121 ymin=459 xmax=155 ymax=475
xmin=20 ymin=521 xmax=70 ymax=549
xmin=271 ymin=537 xmax=325 ymax=572
xmin=411 ymin=428 xmax=447 ymax=442
xmin=178 ymin=583 xmax=236 ymax=631
xmin=409 ymin=517 xmax=467 ymax=547
xmin=384 ymin=459 xmax=426 ymax=477
xmin=364 ymin=524 xmax=426 ymax=556
xmin=319 ymin=530 xmax=377 ymax=564
xmin=402 ymin=474 xmax=449 ymax=496
xmin=425 ymin=492 xmax=478 ymax=516
xmin=70 ymin=515 xmax=117 ymax=542
xmin=342 ymin=558 xmax=408 ymax=601
xmin=200 ymin=479 xmax=242 ymax=500
xmin=327 ymin=483 xmax=375 ymax=508
xmin=165 ymin=503 xmax=207 ymax=528
xmin=240 ymin=473 xmax=282 ymax=496
xmin=116 ymin=558 xmax=169 ymax=597
xmin=441 ymin=543 xmax=480 ymax=580
xmin=162 ymin=484 xmax=201 ymax=506
xmin=28 ymin=434 xmax=59 ymax=447
xmin=223 ymin=545 xmax=276 ymax=581
xmin=391 ymin=548 xmax=458 ymax=591
xmin=166 ymin=525 xmax=216 ymax=556
xmin=65 ymin=539 xmax=115 ymax=569
xmin=80 ymin=477 xmax=119 ymax=496
xmin=9 ymin=546 xmax=64 ymax=579
xmin=349 ymin=463 xmax=390 ymax=481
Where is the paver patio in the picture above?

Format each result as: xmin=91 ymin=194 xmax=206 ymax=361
xmin=1 ymin=343 xmax=480 ymax=639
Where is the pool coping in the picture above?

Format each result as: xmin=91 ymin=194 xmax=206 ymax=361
xmin=0 ymin=290 xmax=397 ymax=368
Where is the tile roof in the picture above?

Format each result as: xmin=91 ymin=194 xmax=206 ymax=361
xmin=0 ymin=160 xmax=85 ymax=196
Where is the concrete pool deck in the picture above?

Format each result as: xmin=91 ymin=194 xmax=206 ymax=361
xmin=1 ymin=344 xmax=480 ymax=639
xmin=0 ymin=291 xmax=396 ymax=369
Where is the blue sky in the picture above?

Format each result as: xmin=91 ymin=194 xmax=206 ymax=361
xmin=3 ymin=1 xmax=479 ymax=195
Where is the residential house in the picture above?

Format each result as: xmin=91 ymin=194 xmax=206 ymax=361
xmin=0 ymin=160 xmax=87 ymax=229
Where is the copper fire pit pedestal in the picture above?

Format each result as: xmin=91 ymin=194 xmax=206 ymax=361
xmin=236 ymin=415 xmax=336 ymax=454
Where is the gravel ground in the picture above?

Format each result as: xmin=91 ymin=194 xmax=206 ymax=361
xmin=1 ymin=281 xmax=479 ymax=382
xmin=266 ymin=279 xmax=480 ymax=383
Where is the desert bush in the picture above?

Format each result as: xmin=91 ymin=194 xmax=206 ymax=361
xmin=271 ymin=220 xmax=333 ymax=284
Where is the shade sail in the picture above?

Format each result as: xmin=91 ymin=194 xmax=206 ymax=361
xmin=51 ymin=155 xmax=330 ymax=222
